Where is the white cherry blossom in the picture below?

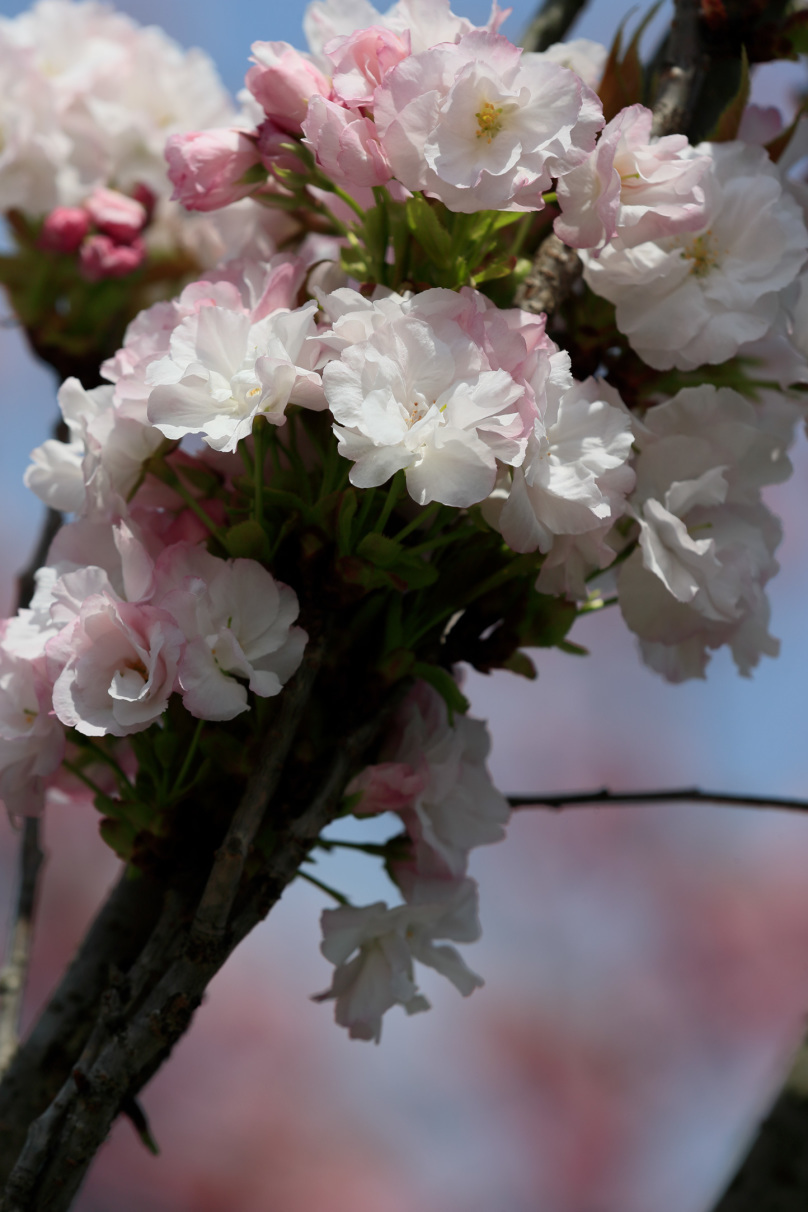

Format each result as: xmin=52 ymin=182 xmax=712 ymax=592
xmin=374 ymin=31 xmax=603 ymax=212
xmin=147 ymin=301 xmax=325 ymax=452
xmin=582 ymin=141 xmax=808 ymax=370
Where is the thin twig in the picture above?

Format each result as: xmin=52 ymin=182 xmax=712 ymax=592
xmin=520 ymin=0 xmax=589 ymax=52
xmin=0 ymin=822 xmax=43 ymax=1074
xmin=507 ymin=787 xmax=808 ymax=814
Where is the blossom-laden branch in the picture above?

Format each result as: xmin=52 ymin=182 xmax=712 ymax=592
xmin=520 ymin=0 xmax=590 ymax=53
xmin=508 ymin=787 xmax=808 ymax=814
xmin=517 ymin=0 xmax=709 ymax=321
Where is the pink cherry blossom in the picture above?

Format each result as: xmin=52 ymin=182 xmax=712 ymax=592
xmin=79 ymin=234 xmax=146 ymax=281
xmin=246 ymin=41 xmax=331 ymax=134
xmin=303 ymin=96 xmax=392 ymax=188
xmin=38 ymin=206 xmax=90 ymax=252
xmin=166 ymin=128 xmax=263 ymax=213
xmin=324 ymin=25 xmax=411 ymax=108
xmin=85 ymin=186 xmax=147 ymax=243
xmin=48 ymin=595 xmax=184 ymax=737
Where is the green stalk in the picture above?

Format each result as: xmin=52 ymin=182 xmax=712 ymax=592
xmin=297 ymin=869 xmax=351 ymax=905
xmin=169 ymin=719 xmax=205 ymax=800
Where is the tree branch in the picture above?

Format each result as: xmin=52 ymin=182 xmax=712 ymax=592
xmin=507 ymin=787 xmax=808 ymax=814
xmin=0 ymin=869 xmax=164 ymax=1183
xmin=520 ymin=0 xmax=589 ymax=53
xmin=0 ymin=822 xmax=43 ymax=1075
xmin=650 ymin=0 xmax=706 ymax=138
xmin=1 ymin=689 xmax=401 ymax=1212
xmin=190 ymin=639 xmax=324 ymax=946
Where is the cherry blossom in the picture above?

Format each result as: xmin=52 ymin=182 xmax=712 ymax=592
xmin=47 ymin=595 xmax=184 ymax=737
xmin=582 ymin=140 xmax=808 ymax=370
xmin=374 ymin=31 xmax=603 ymax=212
xmin=314 ymin=894 xmax=483 ymax=1042
xmin=154 ymin=546 xmax=307 ymax=721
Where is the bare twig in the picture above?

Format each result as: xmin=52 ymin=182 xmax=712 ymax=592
xmin=650 ymin=0 xmax=705 ymax=138
xmin=520 ymin=0 xmax=589 ymax=53
xmin=0 ymin=822 xmax=43 ymax=1074
xmin=0 ymin=483 xmax=65 ymax=1079
xmin=507 ymin=787 xmax=808 ymax=814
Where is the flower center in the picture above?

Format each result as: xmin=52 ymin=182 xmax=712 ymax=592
xmin=681 ymin=231 xmax=720 ymax=278
xmin=475 ymin=100 xmax=503 ymax=143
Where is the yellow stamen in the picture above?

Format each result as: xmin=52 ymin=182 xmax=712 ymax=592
xmin=475 ymin=101 xmax=503 ymax=143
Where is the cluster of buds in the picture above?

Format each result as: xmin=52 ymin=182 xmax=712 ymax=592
xmin=38 ymin=185 xmax=153 ymax=280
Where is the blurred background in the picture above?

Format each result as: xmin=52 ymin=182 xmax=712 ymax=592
xmin=3 ymin=1 xmax=808 ymax=1209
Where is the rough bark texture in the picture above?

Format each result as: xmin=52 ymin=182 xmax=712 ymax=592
xmin=520 ymin=0 xmax=589 ymax=53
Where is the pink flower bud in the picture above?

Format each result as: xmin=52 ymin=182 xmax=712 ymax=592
xmin=38 ymin=207 xmax=90 ymax=254
xmin=165 ymin=128 xmax=264 ymax=212
xmin=256 ymin=119 xmax=308 ymax=177
xmin=131 ymin=182 xmax=157 ymax=220
xmin=325 ymin=26 xmax=411 ymax=108
xmin=303 ymin=95 xmax=392 ymax=188
xmin=79 ymin=234 xmax=146 ymax=282
xmin=246 ymin=41 xmax=331 ymax=134
xmin=85 ymin=188 xmax=147 ymax=244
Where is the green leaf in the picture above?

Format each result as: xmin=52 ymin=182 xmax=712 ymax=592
xmin=765 ymin=101 xmax=808 ymax=164
xmin=224 ymin=519 xmax=271 ymax=560
xmin=99 ymin=816 xmax=138 ymax=861
xmin=557 ymin=639 xmax=589 ymax=656
xmin=356 ymin=532 xmax=404 ymax=569
xmin=501 ymin=650 xmax=537 ymax=679
xmin=598 ymin=3 xmax=661 ymax=122
xmin=520 ymin=593 xmax=578 ymax=649
xmin=708 ymin=47 xmax=749 ymax=142
xmin=412 ymin=662 xmax=470 ymax=721
xmin=406 ymin=195 xmax=453 ymax=264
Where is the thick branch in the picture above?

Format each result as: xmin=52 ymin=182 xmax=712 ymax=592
xmin=650 ymin=0 xmax=705 ymax=138
xmin=711 ymin=1044 xmax=808 ymax=1211
xmin=2 ymin=694 xmax=397 ymax=1212
xmin=520 ymin=0 xmax=589 ymax=53
xmin=0 ymin=869 xmax=163 ymax=1183
xmin=514 ymin=232 xmax=582 ymax=318
xmin=507 ymin=787 xmax=808 ymax=814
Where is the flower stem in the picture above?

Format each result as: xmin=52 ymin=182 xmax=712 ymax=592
xmin=297 ymin=869 xmax=351 ymax=905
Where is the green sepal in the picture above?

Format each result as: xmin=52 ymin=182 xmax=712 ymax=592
xmin=519 ymin=593 xmax=578 ymax=649
xmin=225 ymin=519 xmax=271 ymax=560
xmin=406 ymin=195 xmax=453 ymax=265
xmin=412 ymin=662 xmax=470 ymax=721
xmin=99 ymin=816 xmax=138 ymax=861
xmin=501 ymin=650 xmax=538 ymax=679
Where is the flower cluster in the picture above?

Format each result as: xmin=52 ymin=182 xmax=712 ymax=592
xmin=315 ymin=681 xmax=507 ymax=1041
xmin=1 ymin=0 xmax=807 ymax=1048
xmin=0 ymin=0 xmax=232 ymax=215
